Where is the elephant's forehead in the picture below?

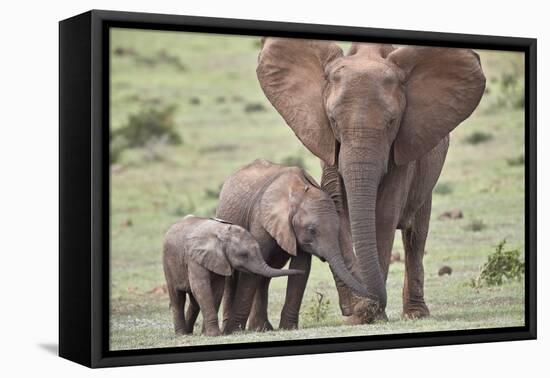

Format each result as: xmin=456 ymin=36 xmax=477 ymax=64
xmin=189 ymin=220 xmax=216 ymax=237
xmin=341 ymin=57 xmax=399 ymax=80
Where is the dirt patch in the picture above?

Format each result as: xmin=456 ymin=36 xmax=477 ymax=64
xmin=390 ymin=251 xmax=402 ymax=263
xmin=114 ymin=47 xmax=137 ymax=56
xmin=147 ymin=284 xmax=168 ymax=295
xmin=244 ymin=102 xmax=266 ymax=113
xmin=438 ymin=266 xmax=453 ymax=276
xmin=199 ymin=143 xmax=238 ymax=154
xmin=438 ymin=209 xmax=464 ymax=220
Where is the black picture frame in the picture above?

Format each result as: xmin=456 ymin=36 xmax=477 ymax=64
xmin=59 ymin=9 xmax=537 ymax=368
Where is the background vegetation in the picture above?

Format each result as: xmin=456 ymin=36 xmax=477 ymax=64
xmin=109 ymin=28 xmax=525 ymax=350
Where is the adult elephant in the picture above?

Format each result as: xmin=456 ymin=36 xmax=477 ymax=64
xmin=256 ymin=39 xmax=485 ymax=322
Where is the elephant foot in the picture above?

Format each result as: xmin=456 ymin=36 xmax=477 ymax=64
xmin=248 ymin=318 xmax=274 ymax=332
xmin=222 ymin=321 xmax=245 ymax=335
xmin=403 ymin=302 xmax=430 ymax=319
xmin=175 ymin=328 xmax=190 ymax=336
xmin=278 ymin=318 xmax=299 ymax=330
xmin=204 ymin=328 xmax=222 ymax=337
xmin=347 ymin=298 xmax=387 ymax=324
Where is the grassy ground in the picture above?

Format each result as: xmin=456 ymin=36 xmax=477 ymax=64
xmin=109 ymin=28 xmax=526 ymax=350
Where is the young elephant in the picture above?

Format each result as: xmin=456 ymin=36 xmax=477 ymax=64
xmin=163 ymin=215 xmax=303 ymax=336
xmin=217 ymin=159 xmax=370 ymax=334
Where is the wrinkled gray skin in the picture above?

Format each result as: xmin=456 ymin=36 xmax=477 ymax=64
xmin=217 ymin=160 xmax=370 ymax=333
xmin=163 ymin=215 xmax=302 ymax=336
xmin=257 ymin=39 xmax=486 ymax=322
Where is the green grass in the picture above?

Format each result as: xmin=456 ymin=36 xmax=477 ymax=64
xmin=109 ymin=28 xmax=526 ymax=351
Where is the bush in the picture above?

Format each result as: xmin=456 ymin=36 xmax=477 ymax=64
xmin=463 ymin=219 xmax=486 ymax=232
xmin=204 ymin=184 xmax=223 ymax=200
xmin=281 ymin=155 xmax=306 ymax=170
xmin=110 ymin=105 xmax=182 ymax=164
xmin=156 ymin=49 xmax=187 ymax=71
xmin=507 ymin=154 xmax=525 ymax=167
xmin=142 ymin=135 xmax=170 ymax=163
xmin=434 ymin=182 xmax=453 ymax=196
xmin=488 ymin=69 xmax=525 ymax=111
xmin=471 ymin=240 xmax=524 ymax=288
xmin=169 ymin=194 xmax=196 ymax=217
xmin=303 ymin=291 xmax=331 ymax=324
xmin=115 ymin=105 xmax=181 ymax=149
xmin=464 ymin=131 xmax=493 ymax=145
xmin=110 ymin=133 xmax=128 ymax=164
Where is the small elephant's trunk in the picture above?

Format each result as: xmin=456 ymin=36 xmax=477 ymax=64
xmin=250 ymin=261 xmax=304 ymax=278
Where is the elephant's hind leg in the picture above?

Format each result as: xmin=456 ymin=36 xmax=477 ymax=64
xmin=185 ymin=293 xmax=200 ymax=334
xmin=402 ymin=197 xmax=431 ymax=319
xmin=167 ymin=285 xmax=188 ymax=335
xmin=248 ymin=277 xmax=274 ymax=331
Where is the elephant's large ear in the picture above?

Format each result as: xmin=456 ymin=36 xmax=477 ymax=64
xmin=260 ymin=177 xmax=304 ymax=256
xmin=257 ymin=37 xmax=343 ymax=165
xmin=188 ymin=230 xmax=232 ymax=276
xmin=388 ymin=47 xmax=486 ymax=165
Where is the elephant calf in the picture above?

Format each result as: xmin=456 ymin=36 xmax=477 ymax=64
xmin=163 ymin=215 xmax=302 ymax=336
xmin=217 ymin=159 xmax=370 ymax=334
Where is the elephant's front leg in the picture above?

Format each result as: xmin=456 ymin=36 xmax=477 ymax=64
xmin=188 ymin=263 xmax=221 ymax=336
xmin=279 ymin=251 xmax=311 ymax=330
xmin=247 ymin=277 xmax=274 ymax=331
xmin=222 ymin=272 xmax=260 ymax=334
xmin=402 ymin=198 xmax=431 ymax=319
xmin=221 ymin=274 xmax=238 ymax=332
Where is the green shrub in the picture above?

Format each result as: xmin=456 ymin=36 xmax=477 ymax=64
xmin=506 ymin=154 xmax=525 ymax=167
xmin=142 ymin=135 xmax=170 ymax=163
xmin=464 ymin=219 xmax=486 ymax=232
xmin=169 ymin=194 xmax=196 ymax=217
xmin=281 ymin=155 xmax=306 ymax=170
xmin=204 ymin=184 xmax=223 ymax=200
xmin=491 ymin=70 xmax=525 ymax=111
xmin=204 ymin=206 xmax=218 ymax=218
xmin=471 ymin=240 xmax=524 ymax=288
xmin=156 ymin=49 xmax=187 ymax=71
xmin=110 ymin=105 xmax=182 ymax=164
xmin=114 ymin=105 xmax=182 ymax=149
xmin=434 ymin=182 xmax=453 ymax=195
xmin=303 ymin=291 xmax=331 ymax=324
xmin=110 ymin=133 xmax=128 ymax=164
xmin=464 ymin=131 xmax=493 ymax=145
xmin=483 ymin=64 xmax=525 ymax=114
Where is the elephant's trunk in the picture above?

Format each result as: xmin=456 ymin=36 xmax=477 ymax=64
xmin=340 ymin=150 xmax=387 ymax=310
xmin=250 ymin=261 xmax=304 ymax=278
xmin=325 ymin=251 xmax=370 ymax=298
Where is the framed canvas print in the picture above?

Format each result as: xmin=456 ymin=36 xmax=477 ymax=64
xmin=59 ymin=10 xmax=537 ymax=368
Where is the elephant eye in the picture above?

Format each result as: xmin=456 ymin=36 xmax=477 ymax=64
xmin=308 ymin=226 xmax=317 ymax=236
xmin=327 ymin=66 xmax=344 ymax=82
